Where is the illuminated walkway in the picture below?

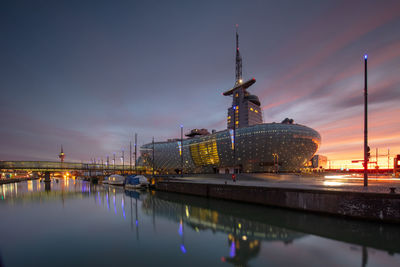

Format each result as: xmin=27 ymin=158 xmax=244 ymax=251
xmin=169 ymin=173 xmax=400 ymax=194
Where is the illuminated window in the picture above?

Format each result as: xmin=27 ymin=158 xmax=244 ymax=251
xmin=189 ymin=138 xmax=220 ymax=166
xmin=235 ymin=93 xmax=239 ymax=97
xmin=235 ymin=121 xmax=239 ymax=124
xmin=255 ymin=110 xmax=258 ymax=113
xmin=250 ymin=108 xmax=254 ymax=111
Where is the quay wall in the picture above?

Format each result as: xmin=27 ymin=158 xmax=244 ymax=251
xmin=155 ymin=181 xmax=400 ymax=223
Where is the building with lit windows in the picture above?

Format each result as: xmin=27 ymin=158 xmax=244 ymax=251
xmin=140 ymin=28 xmax=321 ymax=173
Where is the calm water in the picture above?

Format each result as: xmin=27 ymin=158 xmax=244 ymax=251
xmin=1 ymin=179 xmax=400 ymax=267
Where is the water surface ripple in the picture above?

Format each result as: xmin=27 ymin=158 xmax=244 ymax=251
xmin=1 ymin=179 xmax=399 ymax=266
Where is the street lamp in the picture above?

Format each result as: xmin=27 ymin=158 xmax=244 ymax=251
xmin=363 ymin=54 xmax=368 ymax=187
xmin=134 ymin=133 xmax=138 ymax=175
xmin=233 ymin=106 xmax=237 ymax=174
xmin=113 ymin=152 xmax=116 ymax=172
xmin=152 ymin=137 xmax=155 ymax=178
xmin=130 ymin=141 xmax=132 ymax=173
xmin=272 ymin=153 xmax=279 ymax=173
xmin=180 ymin=125 xmax=183 ymax=177
xmin=122 ymin=149 xmax=125 ymax=175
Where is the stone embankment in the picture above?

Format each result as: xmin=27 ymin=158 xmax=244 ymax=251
xmin=156 ymin=181 xmax=400 ymax=223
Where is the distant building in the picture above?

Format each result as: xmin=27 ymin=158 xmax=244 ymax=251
xmin=311 ymin=155 xmax=328 ymax=169
xmin=395 ymin=154 xmax=400 ymax=176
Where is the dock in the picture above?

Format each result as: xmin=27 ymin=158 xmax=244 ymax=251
xmin=155 ymin=173 xmax=400 ymax=223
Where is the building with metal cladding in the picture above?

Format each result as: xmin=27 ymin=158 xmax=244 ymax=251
xmin=140 ymin=27 xmax=321 ymax=173
xmin=141 ymin=123 xmax=320 ymax=173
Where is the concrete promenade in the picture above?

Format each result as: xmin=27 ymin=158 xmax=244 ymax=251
xmin=155 ymin=173 xmax=400 ymax=223
xmin=164 ymin=173 xmax=400 ymax=194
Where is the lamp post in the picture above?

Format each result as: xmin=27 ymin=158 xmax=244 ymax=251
xmin=180 ymin=125 xmax=183 ymax=177
xmin=130 ymin=141 xmax=132 ymax=173
xmin=233 ymin=106 xmax=236 ymax=174
xmin=135 ymin=133 xmax=137 ymax=175
xmin=152 ymin=137 xmax=155 ymax=178
xmin=272 ymin=153 xmax=279 ymax=173
xmin=113 ymin=152 xmax=116 ymax=172
xmin=122 ymin=149 xmax=125 ymax=175
xmin=363 ymin=54 xmax=368 ymax=187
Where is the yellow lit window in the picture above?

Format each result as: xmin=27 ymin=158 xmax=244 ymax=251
xmin=228 ymin=116 xmax=231 ymax=119
xmin=235 ymin=93 xmax=239 ymax=97
xmin=255 ymin=110 xmax=258 ymax=113
xmin=250 ymin=107 xmax=254 ymax=111
xmin=235 ymin=121 xmax=239 ymax=124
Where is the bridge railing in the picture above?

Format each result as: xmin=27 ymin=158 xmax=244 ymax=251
xmin=0 ymin=161 xmax=145 ymax=171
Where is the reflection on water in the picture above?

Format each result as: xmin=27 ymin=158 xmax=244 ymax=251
xmin=1 ymin=178 xmax=400 ymax=266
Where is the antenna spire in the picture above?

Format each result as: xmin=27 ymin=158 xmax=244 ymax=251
xmin=235 ymin=24 xmax=242 ymax=85
xmin=59 ymin=145 xmax=65 ymax=163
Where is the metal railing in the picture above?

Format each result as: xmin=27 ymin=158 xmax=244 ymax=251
xmin=0 ymin=161 xmax=147 ymax=172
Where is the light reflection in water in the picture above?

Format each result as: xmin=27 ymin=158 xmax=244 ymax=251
xmin=106 ymin=192 xmax=109 ymax=211
xmin=113 ymin=195 xmax=117 ymax=214
xmin=1 ymin=180 xmax=400 ymax=267
xmin=27 ymin=180 xmax=33 ymax=192
xmin=178 ymin=220 xmax=183 ymax=236
xmin=230 ymin=238 xmax=236 ymax=258
xmin=122 ymin=197 xmax=125 ymax=220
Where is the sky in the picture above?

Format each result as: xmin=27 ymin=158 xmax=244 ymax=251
xmin=1 ymin=0 xmax=400 ymax=168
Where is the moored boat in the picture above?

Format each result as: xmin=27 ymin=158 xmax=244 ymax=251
xmin=108 ymin=174 xmax=125 ymax=186
xmin=125 ymin=175 xmax=149 ymax=189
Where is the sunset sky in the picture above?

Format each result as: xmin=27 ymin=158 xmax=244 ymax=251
xmin=1 ymin=0 xmax=400 ymax=168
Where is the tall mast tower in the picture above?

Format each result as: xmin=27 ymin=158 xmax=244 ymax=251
xmin=58 ymin=145 xmax=65 ymax=163
xmin=235 ymin=24 xmax=242 ymax=85
xmin=223 ymin=25 xmax=262 ymax=130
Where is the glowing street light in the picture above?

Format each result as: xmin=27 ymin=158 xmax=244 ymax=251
xmin=180 ymin=125 xmax=183 ymax=177
xmin=363 ymin=54 xmax=368 ymax=187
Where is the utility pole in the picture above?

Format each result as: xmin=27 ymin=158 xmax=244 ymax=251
xmin=363 ymin=54 xmax=368 ymax=187
xmin=134 ymin=133 xmax=138 ymax=174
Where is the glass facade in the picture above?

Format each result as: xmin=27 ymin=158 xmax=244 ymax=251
xmin=140 ymin=123 xmax=321 ymax=173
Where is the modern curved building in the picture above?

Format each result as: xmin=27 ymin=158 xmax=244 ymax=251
xmin=140 ymin=28 xmax=320 ymax=173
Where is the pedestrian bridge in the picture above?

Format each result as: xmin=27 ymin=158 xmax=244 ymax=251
xmin=0 ymin=161 xmax=144 ymax=172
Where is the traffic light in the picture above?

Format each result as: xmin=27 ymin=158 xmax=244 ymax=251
xmin=367 ymin=146 xmax=371 ymax=159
